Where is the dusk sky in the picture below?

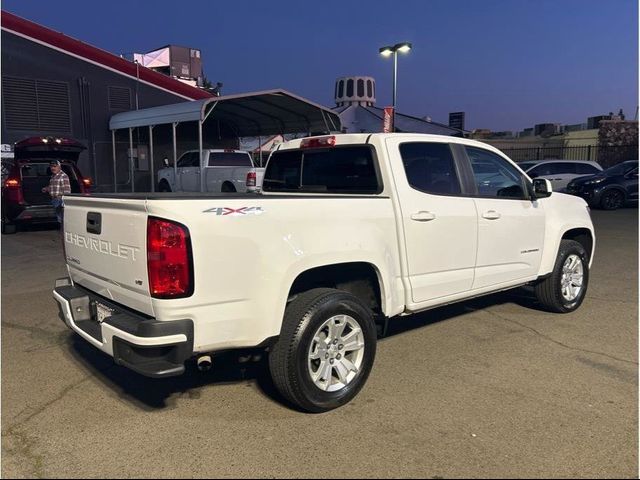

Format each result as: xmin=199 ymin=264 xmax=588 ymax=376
xmin=2 ymin=0 xmax=638 ymax=132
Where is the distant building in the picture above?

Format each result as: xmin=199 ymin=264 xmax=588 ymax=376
xmin=519 ymin=128 xmax=534 ymax=137
xmin=448 ymin=112 xmax=465 ymax=131
xmin=587 ymin=111 xmax=626 ymax=129
xmin=564 ymin=123 xmax=587 ymax=133
xmin=134 ymin=45 xmax=204 ymax=88
xmin=1 ymin=10 xmax=215 ymax=191
xmin=333 ymin=76 xmax=464 ymax=136
xmin=534 ymin=123 xmax=561 ymax=137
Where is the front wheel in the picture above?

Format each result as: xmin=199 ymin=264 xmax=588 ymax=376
xmin=599 ymin=189 xmax=625 ymax=210
xmin=269 ymin=288 xmax=377 ymax=412
xmin=534 ymin=239 xmax=589 ymax=313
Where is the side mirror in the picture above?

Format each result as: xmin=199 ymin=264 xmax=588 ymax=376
xmin=532 ymin=178 xmax=552 ymax=199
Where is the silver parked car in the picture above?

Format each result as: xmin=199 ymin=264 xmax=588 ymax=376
xmin=518 ymin=160 xmax=603 ymax=192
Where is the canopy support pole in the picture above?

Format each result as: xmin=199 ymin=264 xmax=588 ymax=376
xmin=112 ymin=130 xmax=117 ymax=193
xmin=173 ymin=122 xmax=178 ymax=190
xmin=149 ymin=125 xmax=155 ymax=192
xmin=129 ymin=127 xmax=134 ymax=192
xmin=199 ymin=102 xmax=218 ymax=192
xmin=198 ymin=120 xmax=204 ymax=192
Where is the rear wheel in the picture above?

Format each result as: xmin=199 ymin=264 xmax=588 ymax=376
xmin=1 ymin=221 xmax=16 ymax=234
xmin=534 ymin=239 xmax=589 ymax=313
xmin=158 ymin=181 xmax=172 ymax=192
xmin=1 ymin=213 xmax=16 ymax=234
xmin=269 ymin=288 xmax=377 ymax=412
xmin=599 ymin=189 xmax=625 ymax=210
xmin=221 ymin=182 xmax=236 ymax=193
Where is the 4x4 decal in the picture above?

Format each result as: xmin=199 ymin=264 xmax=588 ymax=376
xmin=202 ymin=206 xmax=264 ymax=216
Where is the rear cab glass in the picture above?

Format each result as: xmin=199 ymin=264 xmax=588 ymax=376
xmin=208 ymin=152 xmax=253 ymax=167
xmin=263 ymin=145 xmax=380 ymax=194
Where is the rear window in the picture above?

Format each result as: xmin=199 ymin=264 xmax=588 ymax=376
xmin=263 ymin=146 xmax=380 ymax=194
xmin=575 ymin=163 xmax=600 ymax=174
xmin=208 ymin=152 xmax=252 ymax=167
xmin=20 ymin=162 xmax=77 ymax=180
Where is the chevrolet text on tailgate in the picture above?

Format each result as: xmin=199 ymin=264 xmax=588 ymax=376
xmin=53 ymin=133 xmax=595 ymax=412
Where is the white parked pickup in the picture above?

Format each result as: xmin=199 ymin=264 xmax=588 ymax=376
xmin=156 ymin=148 xmax=265 ymax=193
xmin=53 ymin=133 xmax=595 ymax=412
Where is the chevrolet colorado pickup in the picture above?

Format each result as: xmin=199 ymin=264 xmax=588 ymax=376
xmin=53 ymin=133 xmax=595 ymax=412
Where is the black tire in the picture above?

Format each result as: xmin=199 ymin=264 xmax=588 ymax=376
xmin=534 ymin=239 xmax=589 ymax=313
xmin=599 ymin=188 xmax=625 ymax=210
xmin=158 ymin=181 xmax=172 ymax=193
xmin=1 ymin=218 xmax=16 ymax=234
xmin=221 ymin=182 xmax=236 ymax=193
xmin=269 ymin=288 xmax=377 ymax=413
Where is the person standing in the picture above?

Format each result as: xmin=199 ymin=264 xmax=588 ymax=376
xmin=42 ymin=160 xmax=71 ymax=225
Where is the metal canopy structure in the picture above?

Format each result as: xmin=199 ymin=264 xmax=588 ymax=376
xmin=110 ymin=89 xmax=341 ymax=193
xmin=109 ymin=89 xmax=341 ymax=136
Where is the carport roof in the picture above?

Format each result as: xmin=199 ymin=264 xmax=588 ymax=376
xmin=109 ymin=89 xmax=342 ymax=136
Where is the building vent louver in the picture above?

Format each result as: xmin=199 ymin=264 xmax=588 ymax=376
xmin=108 ymin=86 xmax=132 ymax=111
xmin=36 ymin=80 xmax=72 ymax=132
xmin=2 ymin=76 xmax=71 ymax=133
xmin=2 ymin=76 xmax=38 ymax=130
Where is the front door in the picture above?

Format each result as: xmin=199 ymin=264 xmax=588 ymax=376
xmin=463 ymin=146 xmax=545 ymax=289
xmin=178 ymin=152 xmax=201 ymax=192
xmin=386 ymin=138 xmax=478 ymax=304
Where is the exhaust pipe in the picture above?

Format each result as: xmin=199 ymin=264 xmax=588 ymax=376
xmin=197 ymin=355 xmax=212 ymax=372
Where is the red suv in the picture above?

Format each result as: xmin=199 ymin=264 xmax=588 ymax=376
xmin=1 ymin=137 xmax=92 ymax=234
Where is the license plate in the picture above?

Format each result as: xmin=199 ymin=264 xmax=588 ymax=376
xmin=95 ymin=302 xmax=114 ymax=323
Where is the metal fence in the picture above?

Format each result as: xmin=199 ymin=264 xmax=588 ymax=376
xmin=499 ymin=145 xmax=638 ymax=167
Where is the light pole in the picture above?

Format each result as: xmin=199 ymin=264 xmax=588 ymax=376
xmin=379 ymin=42 xmax=412 ymax=131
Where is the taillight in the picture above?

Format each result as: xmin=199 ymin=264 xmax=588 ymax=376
xmin=4 ymin=177 xmax=20 ymax=188
xmin=300 ymin=136 xmax=336 ymax=149
xmin=147 ymin=217 xmax=193 ymax=299
xmin=4 ymin=176 xmax=24 ymax=204
xmin=81 ymin=177 xmax=92 ymax=187
xmin=246 ymin=171 xmax=256 ymax=187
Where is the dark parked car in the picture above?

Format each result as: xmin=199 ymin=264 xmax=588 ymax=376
xmin=566 ymin=160 xmax=638 ymax=210
xmin=1 ymin=137 xmax=92 ymax=233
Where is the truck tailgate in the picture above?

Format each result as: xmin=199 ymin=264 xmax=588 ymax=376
xmin=63 ymin=196 xmax=153 ymax=316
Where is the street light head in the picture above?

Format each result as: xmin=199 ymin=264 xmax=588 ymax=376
xmin=379 ymin=46 xmax=393 ymax=57
xmin=395 ymin=42 xmax=412 ymax=53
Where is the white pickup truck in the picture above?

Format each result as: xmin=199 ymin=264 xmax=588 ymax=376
xmin=53 ymin=133 xmax=594 ymax=412
xmin=156 ymin=148 xmax=265 ymax=193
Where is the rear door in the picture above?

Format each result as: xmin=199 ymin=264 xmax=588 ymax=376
xmin=385 ymin=138 xmax=478 ymax=304
xmin=62 ymin=196 xmax=153 ymax=316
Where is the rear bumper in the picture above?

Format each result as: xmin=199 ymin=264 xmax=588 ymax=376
xmin=6 ymin=204 xmax=56 ymax=223
xmin=53 ymin=278 xmax=193 ymax=378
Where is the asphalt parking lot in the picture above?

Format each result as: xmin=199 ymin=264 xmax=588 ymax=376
xmin=1 ymin=208 xmax=637 ymax=478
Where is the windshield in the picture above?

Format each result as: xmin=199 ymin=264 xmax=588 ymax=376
xmin=604 ymin=161 xmax=638 ymax=176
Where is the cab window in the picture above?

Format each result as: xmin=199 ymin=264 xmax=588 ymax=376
xmin=465 ymin=147 xmax=527 ymax=199
xmin=399 ymin=142 xmax=462 ymax=195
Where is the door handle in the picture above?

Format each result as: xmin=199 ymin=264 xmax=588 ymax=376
xmin=482 ymin=210 xmax=501 ymax=220
xmin=411 ymin=211 xmax=436 ymax=222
